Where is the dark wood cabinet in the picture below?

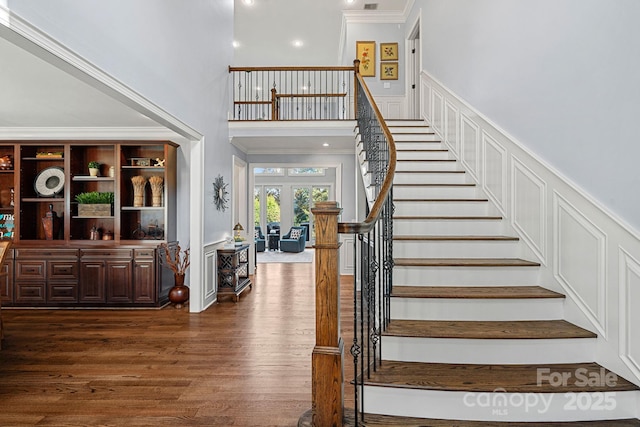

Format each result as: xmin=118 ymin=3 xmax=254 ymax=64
xmin=0 ymin=140 xmax=177 ymax=308
xmin=217 ymin=244 xmax=252 ymax=302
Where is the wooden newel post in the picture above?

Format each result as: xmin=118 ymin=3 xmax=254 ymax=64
xmin=311 ymin=201 xmax=343 ymax=427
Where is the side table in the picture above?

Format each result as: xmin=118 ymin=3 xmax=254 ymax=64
xmin=268 ymin=233 xmax=280 ymax=251
xmin=217 ymin=244 xmax=252 ymax=302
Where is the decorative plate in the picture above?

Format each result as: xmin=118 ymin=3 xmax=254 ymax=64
xmin=34 ymin=166 xmax=65 ymax=196
xmin=212 ymin=174 xmax=228 ymax=212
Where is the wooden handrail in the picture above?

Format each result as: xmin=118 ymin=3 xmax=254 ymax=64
xmin=338 ymin=60 xmax=396 ymax=235
xmin=229 ymin=65 xmax=354 ymax=72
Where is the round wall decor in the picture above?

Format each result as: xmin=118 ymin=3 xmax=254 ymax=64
xmin=212 ymin=174 xmax=228 ymax=212
xmin=34 ymin=166 xmax=65 ymax=197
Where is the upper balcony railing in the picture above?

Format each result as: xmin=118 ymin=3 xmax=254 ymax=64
xmin=228 ymin=65 xmax=357 ymax=121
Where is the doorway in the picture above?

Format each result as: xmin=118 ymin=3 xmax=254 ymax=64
xmin=407 ymin=17 xmax=421 ymax=119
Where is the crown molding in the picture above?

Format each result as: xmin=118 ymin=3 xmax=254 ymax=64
xmin=342 ymin=10 xmax=405 ymax=24
xmin=0 ymin=4 xmax=202 ymax=141
xmin=0 ymin=126 xmax=183 ymax=142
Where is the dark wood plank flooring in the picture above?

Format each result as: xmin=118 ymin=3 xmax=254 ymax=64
xmin=0 ymin=262 xmax=354 ymax=426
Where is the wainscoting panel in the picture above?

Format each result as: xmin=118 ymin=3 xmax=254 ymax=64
xmin=203 ymin=240 xmax=226 ymax=307
xmin=420 ymin=70 xmax=640 ymax=385
xmin=431 ymin=90 xmax=444 ymax=135
xmin=461 ymin=114 xmax=479 ymax=182
xmin=375 ymin=96 xmax=406 ymax=120
xmin=512 ymin=156 xmax=547 ymax=263
xmin=340 ymin=234 xmax=355 ymax=275
xmin=482 ymin=131 xmax=507 ymax=215
xmin=554 ymin=193 xmax=607 ymax=337
xmin=421 ymin=79 xmax=432 ymax=123
xmin=619 ymin=248 xmax=640 ymax=379
xmin=444 ymin=100 xmax=459 ymax=156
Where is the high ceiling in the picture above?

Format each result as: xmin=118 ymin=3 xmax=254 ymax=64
xmin=233 ymin=0 xmax=410 ymax=66
xmin=0 ymin=1 xmax=410 ymax=145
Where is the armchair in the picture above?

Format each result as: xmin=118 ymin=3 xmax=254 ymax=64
xmin=255 ymin=226 xmax=266 ymax=252
xmin=280 ymin=226 xmax=306 ymax=253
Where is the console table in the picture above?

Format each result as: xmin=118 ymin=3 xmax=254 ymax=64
xmin=217 ymin=244 xmax=251 ymax=302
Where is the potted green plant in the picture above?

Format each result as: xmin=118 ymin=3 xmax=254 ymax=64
xmin=88 ymin=161 xmax=100 ymax=177
xmin=75 ymin=191 xmax=114 ymax=217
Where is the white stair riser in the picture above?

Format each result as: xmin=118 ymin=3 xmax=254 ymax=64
xmin=393 ymin=266 xmax=540 ymax=286
xmin=394 ymin=173 xmax=469 ymax=185
xmin=394 ymin=201 xmax=493 ymax=216
xmin=390 ymin=298 xmax=564 ymax=321
xmin=393 ymin=219 xmax=506 ymax=235
xmin=393 ymin=134 xmax=441 ymax=142
xmin=389 ymin=126 xmax=433 ymax=133
xmin=394 ymin=186 xmax=479 ymax=199
xmin=394 ymin=240 xmax=521 ymax=258
xmin=362 ymin=387 xmax=639 ymax=422
xmin=397 ymin=150 xmax=452 ymax=160
xmin=385 ymin=119 xmax=431 ymax=128
xmin=396 ymin=160 xmax=461 ymax=171
xmin=395 ymin=142 xmax=444 ymax=151
xmin=381 ymin=337 xmax=595 ymax=364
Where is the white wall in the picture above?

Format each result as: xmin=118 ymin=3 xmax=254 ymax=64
xmin=409 ymin=0 xmax=640 ymax=233
xmin=7 ymin=0 xmax=237 ymax=245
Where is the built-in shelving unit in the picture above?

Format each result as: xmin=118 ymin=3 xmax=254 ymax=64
xmin=0 ymin=140 xmax=178 ymax=308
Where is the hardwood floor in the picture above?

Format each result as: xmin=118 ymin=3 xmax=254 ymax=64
xmin=0 ymin=262 xmax=352 ymax=426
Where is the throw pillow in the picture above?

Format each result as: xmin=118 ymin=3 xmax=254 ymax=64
xmin=289 ymin=228 xmax=302 ymax=240
xmin=255 ymin=229 xmax=260 ymax=239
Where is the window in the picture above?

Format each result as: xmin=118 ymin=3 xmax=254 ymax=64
xmin=287 ymin=167 xmax=325 ymax=176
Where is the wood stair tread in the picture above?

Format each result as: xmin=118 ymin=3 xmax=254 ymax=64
xmin=359 ymin=361 xmax=636 ymax=393
xmin=383 ymin=320 xmax=596 ymax=339
xmin=394 ymin=198 xmax=489 ymax=203
xmin=396 ymin=170 xmax=465 ymax=173
xmin=393 ymin=215 xmax=503 ymax=220
xmin=397 ymin=149 xmax=449 ymax=152
xmin=394 ymin=258 xmax=540 ymax=267
xmin=397 ymin=159 xmax=457 ymax=162
xmin=348 ymin=412 xmax=640 ymax=426
xmin=391 ymin=286 xmax=565 ymax=299
xmin=394 ymin=235 xmax=519 ymax=241
xmin=394 ymin=183 xmax=476 ymax=187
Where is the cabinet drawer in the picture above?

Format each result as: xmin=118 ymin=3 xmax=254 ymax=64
xmin=16 ymin=260 xmax=45 ymax=280
xmin=134 ymin=249 xmax=156 ymax=259
xmin=16 ymin=282 xmax=46 ymax=303
xmin=80 ymin=249 xmax=133 ymax=259
xmin=48 ymin=283 xmax=78 ymax=302
xmin=15 ymin=249 xmax=78 ymax=259
xmin=48 ymin=261 xmax=79 ymax=280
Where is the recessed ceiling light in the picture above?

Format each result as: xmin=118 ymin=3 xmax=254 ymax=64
xmin=292 ymin=40 xmax=303 ymax=48
xmin=243 ymin=0 xmax=254 ymax=5
xmin=323 ymin=143 xmax=330 ymax=147
xmin=232 ymin=41 xmax=239 ymax=48
xmin=345 ymin=0 xmax=355 ymax=3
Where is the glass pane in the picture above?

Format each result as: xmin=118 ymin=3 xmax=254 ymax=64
xmin=254 ymin=167 xmax=284 ymax=176
xmin=310 ymin=186 xmax=329 ymax=240
xmin=293 ymin=187 xmax=310 ymax=226
xmin=287 ymin=167 xmax=325 ymax=176
xmin=254 ymin=186 xmax=261 ymax=226
xmin=265 ymin=186 xmax=281 ymax=235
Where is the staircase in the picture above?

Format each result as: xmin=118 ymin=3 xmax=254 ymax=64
xmin=355 ymin=120 xmax=640 ymax=425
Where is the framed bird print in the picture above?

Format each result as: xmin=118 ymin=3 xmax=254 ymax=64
xmin=380 ymin=42 xmax=398 ymax=61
